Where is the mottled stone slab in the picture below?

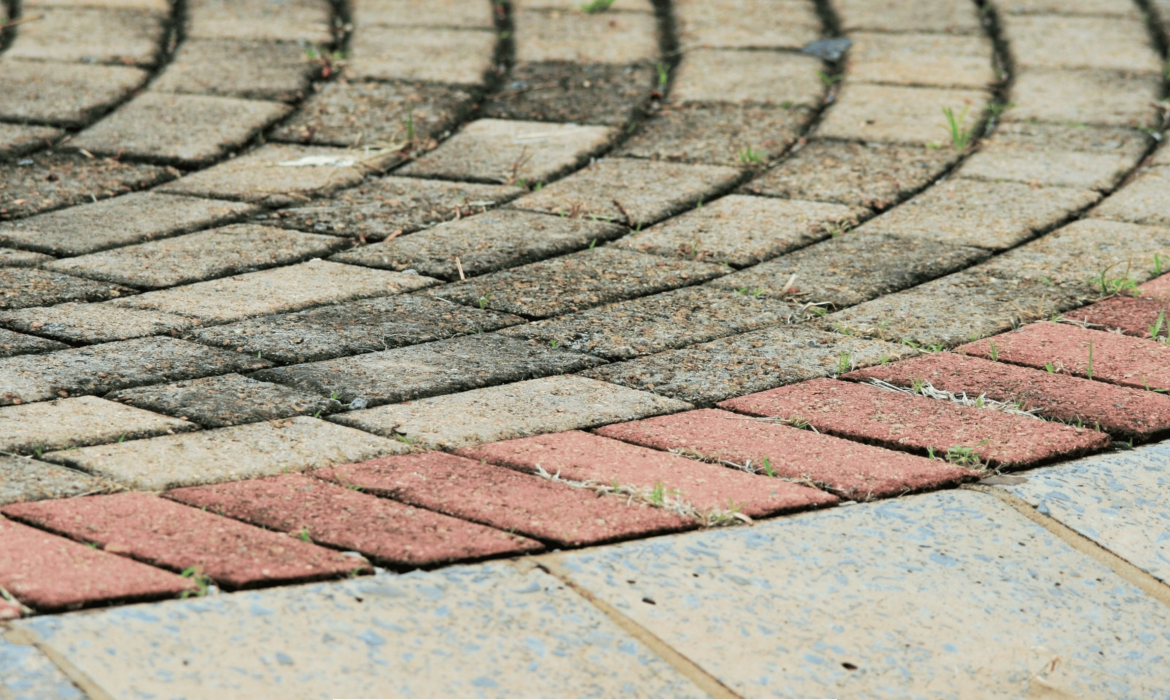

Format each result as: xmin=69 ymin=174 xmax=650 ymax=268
xmin=0 ymin=337 xmax=269 ymax=406
xmin=349 ymin=26 xmax=496 ymax=84
xmin=0 ymin=192 xmax=258 ymax=256
xmin=672 ymin=49 xmax=823 ymax=105
xmin=6 ymin=6 xmax=164 ymax=65
xmin=675 ymin=0 xmax=819 ymax=49
xmin=0 ymin=455 xmax=118 ymax=506
xmin=108 ymin=374 xmax=340 ymax=428
xmin=186 ymin=0 xmax=332 ymax=43
xmin=0 ymin=303 xmax=200 ymax=344
xmin=255 ymin=333 xmax=602 ymax=407
xmin=188 ymin=295 xmax=522 ymax=364
xmin=514 ymin=8 xmax=657 ymax=64
xmin=49 ymin=224 xmax=346 ymax=289
xmin=845 ymin=32 xmax=994 ymax=89
xmin=0 ymin=328 xmax=67 ymax=358
xmin=1090 ymin=166 xmax=1170 ymax=226
xmin=0 ymin=153 xmax=172 ymax=221
xmin=0 ymin=60 xmax=149 ymax=127
xmin=0 ymin=123 xmax=61 ymax=161
xmin=483 ymin=62 xmax=654 ymax=127
xmin=0 ymin=635 xmax=87 ymax=698
xmin=0 ymin=396 xmax=195 ymax=454
xmin=152 ymin=38 xmax=319 ymax=102
xmin=1006 ymin=15 xmax=1161 ymax=73
xmin=113 ymin=261 xmax=438 ymax=323
xmin=41 ymin=417 xmax=407 ymax=490
xmin=837 ymin=0 xmax=981 ymax=33
xmin=0 ymin=267 xmax=132 ymax=310
xmin=0 ymin=248 xmax=51 ymax=268
xmin=333 ymin=209 xmax=625 ymax=280
xmin=818 ymin=84 xmax=988 ymax=146
xmin=1006 ymin=68 xmax=1160 ymax=128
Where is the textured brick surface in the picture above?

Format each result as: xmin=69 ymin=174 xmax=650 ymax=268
xmin=1006 ymin=69 xmax=1160 ymax=128
xmin=1065 ymin=295 xmax=1169 ymax=340
xmin=514 ymin=8 xmax=657 ymax=64
xmin=6 ymin=6 xmax=164 ymax=65
xmin=1006 ymin=16 xmax=1161 ymax=73
xmin=671 ymin=49 xmax=823 ymax=105
xmin=845 ymin=32 xmax=994 ymax=89
xmin=483 ymin=62 xmax=653 ymax=127
xmin=0 ymin=153 xmax=172 ymax=221
xmin=0 ymin=248 xmax=51 ymax=268
xmin=0 ymin=303 xmax=200 ymax=344
xmin=0 ymin=328 xmax=67 ymax=358
xmin=0 ymin=124 xmax=62 ymax=161
xmin=0 ymin=267 xmax=131 ymax=310
xmin=837 ymin=0 xmax=980 ymax=33
xmin=0 ymin=455 xmax=119 ymax=506
xmin=818 ymin=85 xmax=988 ymax=146
xmin=1090 ymin=166 xmax=1170 ymax=226
xmin=0 ymin=60 xmax=149 ymax=128
xmin=675 ymin=0 xmax=818 ymax=49
xmin=349 ymin=27 xmax=496 ymax=84
xmin=108 ymin=374 xmax=340 ymax=428
xmin=152 ymin=39 xmax=319 ymax=103
xmin=0 ymin=396 xmax=195 ymax=454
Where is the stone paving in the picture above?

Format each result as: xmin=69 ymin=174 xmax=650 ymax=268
xmin=2 ymin=0 xmax=1170 ymax=697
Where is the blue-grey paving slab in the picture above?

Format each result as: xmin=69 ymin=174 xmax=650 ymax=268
xmin=550 ymin=490 xmax=1170 ymax=699
xmin=990 ymin=441 xmax=1170 ymax=583
xmin=0 ymin=635 xmax=85 ymax=700
xmin=14 ymin=563 xmax=706 ymax=699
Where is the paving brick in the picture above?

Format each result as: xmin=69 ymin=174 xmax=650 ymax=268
xmin=271 ymin=80 xmax=475 ymax=148
xmin=165 ymin=474 xmax=542 ymax=567
xmin=0 ymin=192 xmax=258 ymax=256
xmin=0 ymin=336 xmax=269 ymax=407
xmin=0 ymin=517 xmax=194 ymax=612
xmin=26 ymin=0 xmax=169 ymax=9
xmin=1065 ymin=295 xmax=1169 ymax=340
xmin=616 ymin=195 xmax=859 ymax=266
xmin=817 ymin=84 xmax=988 ymax=146
xmin=1005 ymin=68 xmax=1160 ymax=128
xmin=107 ymin=374 xmax=340 ymax=428
xmin=186 ymin=0 xmax=332 ymax=43
xmin=159 ymin=144 xmax=389 ymax=207
xmin=6 ymin=6 xmax=164 ymax=65
xmin=0 ymin=248 xmax=51 ymax=267
xmin=2 ymin=492 xmax=367 ymax=589
xmin=358 ymin=0 xmax=496 ymax=28
xmin=836 ymin=0 xmax=981 ymax=33
xmin=42 ymin=416 xmax=406 ymax=490
xmin=349 ymin=26 xmax=496 ymax=84
xmin=255 ymin=333 xmax=602 ymax=407
xmin=0 ymin=303 xmax=200 ymax=344
xmin=483 ymin=62 xmax=654 ymax=126
xmin=48 ymin=224 xmax=347 ymax=289
xmin=0 ymin=267 xmax=131 ymax=310
xmin=844 ymin=32 xmax=994 ymax=89
xmin=671 ymin=49 xmax=823 ymax=105
xmin=188 ymin=294 xmax=522 ymax=364
xmin=0 ymin=124 xmax=61 ymax=161
xmin=511 ymin=158 xmax=742 ymax=226
xmin=333 ymin=209 xmax=625 ymax=280
xmin=152 ymin=38 xmax=319 ymax=102
xmin=0 ymin=634 xmax=88 ymax=697
xmin=315 ymin=452 xmax=694 ymax=546
xmin=0 ymin=60 xmax=149 ymax=128
xmin=0 ymin=454 xmax=119 ymax=506
xmin=331 ymin=374 xmax=691 ymax=449
xmin=740 ymin=139 xmax=959 ymax=211
xmin=501 ymin=286 xmax=801 ymax=360
xmin=959 ymin=122 xmax=1149 ymax=191
xmin=267 ymin=176 xmax=521 ymax=240
xmin=584 ymin=324 xmax=908 ymax=405
xmin=595 ymin=408 xmax=971 ymax=499
xmin=1142 ymin=272 xmax=1170 ymax=299
xmin=69 ymin=92 xmax=293 ymax=168
xmin=1001 ymin=0 xmax=1141 ymax=15
xmin=112 ymin=261 xmax=438 ymax=323
xmin=846 ymin=351 xmax=1170 ymax=440
xmin=0 ymin=153 xmax=173 ymax=221
xmin=856 ymin=178 xmax=1099 ymax=250
xmin=1005 ymin=15 xmax=1160 ymax=73
xmin=0 ymin=328 xmax=67 ymax=358
xmin=709 ymin=233 xmax=989 ymax=308
xmin=675 ymin=0 xmax=819 ymax=49
xmin=1090 ymin=166 xmax=1170 ymax=226
xmin=0 ymin=395 xmax=195 ymax=454
xmin=959 ymin=321 xmax=1170 ymax=391
xmin=459 ymin=430 xmax=838 ymax=517
xmin=514 ymin=8 xmax=657 ymax=64
xmin=435 ymin=247 xmax=728 ymax=318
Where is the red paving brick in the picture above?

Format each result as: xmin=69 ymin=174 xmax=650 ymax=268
xmin=958 ymin=321 xmax=1170 ymax=392
xmin=719 ymin=378 xmax=1109 ymax=469
xmin=592 ymin=408 xmax=974 ymax=500
xmin=313 ymin=452 xmax=696 ymax=547
xmin=164 ymin=474 xmax=543 ymax=568
xmin=1140 ymin=272 xmax=1170 ymax=299
xmin=1 ymin=493 xmax=368 ymax=590
xmin=1063 ymin=295 xmax=1168 ymax=339
xmin=845 ymin=352 xmax=1170 ymax=441
xmin=457 ymin=430 xmax=838 ymax=518
xmin=0 ymin=516 xmax=194 ymax=612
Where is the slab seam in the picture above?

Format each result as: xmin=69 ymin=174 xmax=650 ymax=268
xmin=2 ymin=624 xmax=111 ymax=700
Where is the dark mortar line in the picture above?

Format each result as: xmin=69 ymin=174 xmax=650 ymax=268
xmin=0 ymin=0 xmax=20 ymax=55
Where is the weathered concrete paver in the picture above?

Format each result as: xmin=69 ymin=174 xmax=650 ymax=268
xmin=0 ymin=267 xmax=132 ymax=310
xmin=0 ymin=396 xmax=195 ymax=454
xmin=0 ymin=124 xmax=62 ymax=161
xmin=513 ymin=7 xmax=657 ymax=64
xmin=675 ymin=0 xmax=819 ymax=49
xmin=0 ymin=455 xmax=119 ymax=507
xmin=0 ymin=329 xmax=67 ymax=359
xmin=671 ymin=49 xmax=823 ymax=105
xmin=5 ymin=7 xmax=165 ymax=65
xmin=1090 ymin=166 xmax=1170 ymax=226
xmin=1066 ymin=294 xmax=1168 ymax=340
xmin=845 ymin=32 xmax=994 ymax=88
xmin=817 ymin=85 xmax=988 ymax=146
xmin=360 ymin=0 xmax=495 ymax=28
xmin=483 ymin=62 xmax=654 ymax=127
xmin=152 ymin=39 xmax=320 ymax=103
xmin=348 ymin=27 xmax=496 ymax=84
xmin=107 ymin=374 xmax=339 ymax=428
xmin=0 ymin=61 xmax=150 ymax=128
xmin=0 ymin=635 xmax=86 ymax=698
xmin=1006 ymin=68 xmax=1160 ymax=128
xmin=0 ymin=153 xmax=173 ymax=221
xmin=0 ymin=303 xmax=201 ymax=344
xmin=1006 ymin=15 xmax=1161 ymax=73
xmin=0 ymin=248 xmax=51 ymax=268
xmin=837 ymin=0 xmax=981 ymax=33
xmin=186 ymin=0 xmax=332 ymax=43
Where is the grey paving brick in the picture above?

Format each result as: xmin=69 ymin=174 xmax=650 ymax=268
xmin=0 ymin=303 xmax=200 ymax=344
xmin=271 ymin=80 xmax=475 ymax=148
xmin=108 ymin=374 xmax=340 ymax=428
xmin=845 ymin=32 xmax=995 ymax=89
xmin=68 ymin=92 xmax=293 ymax=168
xmin=0 ymin=192 xmax=258 ymax=256
xmin=858 ymin=178 xmax=1100 ymax=250
xmin=837 ymin=0 xmax=981 ymax=33
xmin=740 ymin=139 xmax=959 ymax=211
xmin=348 ymin=26 xmax=496 ymax=84
xmin=42 ymin=417 xmax=406 ymax=490
xmin=332 ymin=209 xmax=625 ymax=280
xmin=501 ymin=286 xmax=803 ymax=360
xmin=584 ymin=324 xmax=907 ymax=405
xmin=267 ymin=177 xmax=521 ymax=240
xmin=185 ymin=0 xmax=332 ymax=43
xmin=1005 ymin=15 xmax=1160 ymax=73
xmin=398 ymin=119 xmax=616 ymax=185
xmin=0 ymin=124 xmax=61 ymax=161
xmin=0 ymin=248 xmax=51 ymax=268
xmin=0 ymin=153 xmax=173 ymax=221
xmin=358 ymin=0 xmax=496 ymax=28
xmin=710 ymin=233 xmax=990 ymax=309
xmin=6 ymin=6 xmax=165 ymax=65
xmin=331 ymin=374 xmax=691 ymax=449
xmin=0 ymin=60 xmax=149 ymax=128
xmin=675 ymin=0 xmax=819 ymax=49
xmin=550 ymin=490 xmax=1170 ymax=698
xmin=1089 ymin=166 xmax=1170 ymax=226
xmin=48 ymin=224 xmax=347 ymax=289
xmin=672 ymin=49 xmax=823 ymax=105
xmin=617 ymin=195 xmax=861 ymax=267
xmin=514 ymin=8 xmax=657 ymax=64
xmin=817 ymin=84 xmax=989 ymax=146
xmin=511 ymin=157 xmax=742 ymax=226
xmin=254 ymin=333 xmax=603 ymax=407
xmin=434 ymin=247 xmax=728 ymax=318
xmin=0 ymin=454 xmax=118 ymax=506
xmin=187 ymin=294 xmax=523 ymax=364
xmin=483 ymin=62 xmax=654 ymax=126
xmin=113 ymin=261 xmax=438 ymax=323
xmin=0 ymin=336 xmax=269 ymax=406
xmin=1006 ymin=69 xmax=1161 ymax=128
xmin=25 ymin=0 xmax=169 ymax=9
xmin=151 ymin=39 xmax=320 ymax=102
xmin=1002 ymin=0 xmax=1140 ymax=15
xmin=0 ymin=268 xmax=132 ymax=310
xmin=0 ymin=328 xmax=67 ymax=358
xmin=0 ymin=396 xmax=195 ymax=454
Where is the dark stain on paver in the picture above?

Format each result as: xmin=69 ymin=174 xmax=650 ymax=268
xmin=0 ymin=268 xmax=134 ymax=310
xmin=483 ymin=61 xmax=654 ymax=126
xmin=0 ymin=153 xmax=174 ymax=221
xmin=153 ymin=38 xmax=322 ymax=103
xmin=0 ymin=455 xmax=120 ymax=506
xmin=617 ymin=102 xmax=814 ymax=166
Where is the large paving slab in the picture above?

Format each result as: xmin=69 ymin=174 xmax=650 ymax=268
xmin=331 ymin=375 xmax=691 ymax=450
xmin=0 ymin=337 xmax=269 ymax=407
xmin=11 ymin=564 xmax=706 ymax=697
xmin=107 ymin=374 xmax=340 ymax=428
xmin=152 ymin=38 xmax=320 ymax=103
xmin=483 ymin=62 xmax=654 ymax=127
xmin=0 ymin=303 xmax=201 ymax=344
xmin=40 ymin=417 xmax=407 ymax=491
xmin=670 ymin=49 xmax=823 ymax=105
xmin=674 ymin=0 xmax=819 ymax=49
xmin=0 ymin=328 xmax=67 ymax=359
xmin=0 ymin=153 xmax=172 ymax=222
xmin=817 ymin=85 xmax=988 ymax=146
xmin=0 ymin=455 xmax=119 ymax=506
xmin=0 ymin=60 xmax=150 ymax=128
xmin=1006 ymin=68 xmax=1161 ymax=128
xmin=843 ymin=32 xmax=994 ymax=89
xmin=0 ymin=267 xmax=131 ymax=310
xmin=348 ymin=26 xmax=496 ymax=84
xmin=5 ymin=6 xmax=164 ymax=65
xmin=0 ymin=396 xmax=195 ymax=454
xmin=0 ymin=635 xmax=86 ymax=699
xmin=549 ymin=489 xmax=1170 ymax=698
xmin=513 ymin=7 xmax=657 ymax=64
